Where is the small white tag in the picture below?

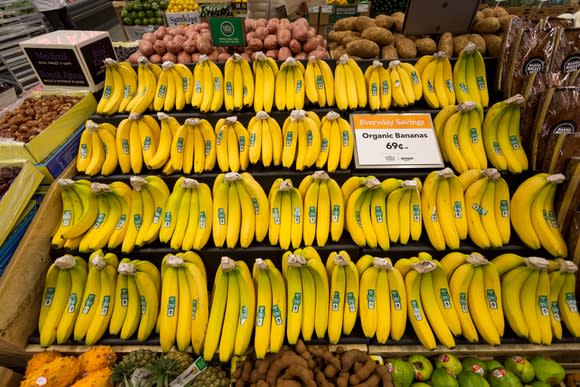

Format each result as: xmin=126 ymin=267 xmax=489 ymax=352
xmin=169 ymin=357 xmax=208 ymax=387
xmin=131 ymin=368 xmax=152 ymax=386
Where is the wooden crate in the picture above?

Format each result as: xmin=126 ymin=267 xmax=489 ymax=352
xmin=506 ymin=4 xmax=579 ymax=20
xmin=0 ymin=163 xmax=74 ymax=369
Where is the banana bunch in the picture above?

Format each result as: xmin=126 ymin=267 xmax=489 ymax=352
xmin=169 ymin=117 xmax=216 ymax=174
xmin=74 ymin=251 xmax=118 ymax=345
xmin=122 ymin=176 xmax=170 ymax=253
xmin=192 ymin=55 xmax=224 ymax=112
xmin=275 ymin=57 xmax=305 ymax=111
xmin=386 ymin=60 xmax=422 ymax=108
xmin=441 ymin=252 xmax=504 ymax=346
xmin=146 ymin=112 xmax=180 ymax=171
xmin=281 ymin=110 xmax=321 ymax=170
xmin=510 ymin=173 xmax=568 ymax=257
xmin=316 ymin=111 xmax=354 ymax=172
xmin=109 ymin=259 xmax=160 ymax=343
xmin=268 ymin=178 xmax=303 ymax=249
xmin=356 ymin=255 xmax=407 ymax=344
xmin=304 ymin=56 xmax=335 ymax=108
xmin=96 ymin=58 xmax=138 ymax=116
xmin=343 ymin=176 xmax=421 ymax=249
xmin=542 ymin=259 xmax=580 ymax=339
xmin=247 ymin=111 xmax=283 ymax=167
xmin=39 ymin=255 xmax=87 ymax=347
xmin=490 ymin=255 xmax=565 ymax=343
xmin=224 ymin=53 xmax=254 ymax=112
xmin=115 ymin=113 xmax=163 ymax=174
xmin=453 ymin=43 xmax=489 ymax=107
xmin=252 ymin=52 xmax=278 ymax=112
xmin=364 ymin=60 xmax=392 ymax=111
xmin=252 ymin=258 xmax=287 ymax=359
xmin=482 ymin=95 xmax=529 ymax=173
xmin=415 ymin=52 xmax=455 ymax=109
xmin=297 ymin=171 xmax=344 ymax=246
xmin=398 ymin=252 xmax=462 ymax=349
xmin=158 ymin=177 xmax=212 ymax=251
xmin=215 ymin=116 xmax=250 ymax=172
xmin=325 ymin=250 xmax=358 ymax=344
xmin=282 ymin=248 xmax=329 ymax=344
xmin=76 ymin=120 xmax=118 ymax=176
xmin=435 ymin=102 xmax=487 ymax=173
xmin=126 ymin=57 xmax=161 ymax=115
xmin=334 ymin=54 xmax=367 ymax=110
xmin=158 ymin=253 xmax=209 ymax=353
xmin=213 ymin=172 xmax=269 ymax=248
xmin=153 ymin=61 xmax=194 ymax=112
xmin=203 ymin=257 xmax=255 ymax=362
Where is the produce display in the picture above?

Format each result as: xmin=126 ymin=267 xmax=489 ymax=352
xmin=327 ymin=9 xmax=510 ymax=59
xmin=166 ymin=0 xmax=200 ymax=13
xmin=0 ymin=95 xmax=81 ymax=142
xmin=130 ymin=18 xmax=328 ymax=64
xmin=0 ymin=165 xmax=21 ymax=199
xmin=120 ymin=0 xmax=167 ymax=26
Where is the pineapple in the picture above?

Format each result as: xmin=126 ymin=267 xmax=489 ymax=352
xmin=147 ymin=356 xmax=183 ymax=387
xmin=25 ymin=351 xmax=62 ymax=377
xmin=188 ymin=364 xmax=229 ymax=387
xmin=163 ymin=351 xmax=192 ymax=374
xmin=112 ymin=349 xmax=158 ymax=387
xmin=71 ymin=368 xmax=113 ymax=387
xmin=20 ymin=356 xmax=81 ymax=387
xmin=79 ymin=346 xmax=117 ymax=373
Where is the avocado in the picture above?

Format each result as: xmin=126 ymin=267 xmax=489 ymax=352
xmin=463 ymin=357 xmax=489 ymax=377
xmin=431 ymin=368 xmax=459 ymax=387
xmin=529 ymin=356 xmax=565 ymax=386
xmin=408 ymin=354 xmax=434 ymax=381
xmin=387 ymin=358 xmax=415 ymax=387
xmin=411 ymin=383 xmax=432 ymax=387
xmin=458 ymin=370 xmax=488 ymax=387
xmin=504 ymin=356 xmax=535 ymax=384
xmin=485 ymin=360 xmax=504 ymax=372
xmin=530 ymin=381 xmax=551 ymax=387
xmin=488 ymin=367 xmax=523 ymax=387
xmin=436 ymin=353 xmax=463 ymax=376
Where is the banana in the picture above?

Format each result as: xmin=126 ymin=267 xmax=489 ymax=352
xmin=74 ymin=252 xmax=104 ymax=341
xmin=549 ymin=270 xmax=565 ymax=340
xmin=406 ymin=268 xmax=437 ymax=350
xmin=85 ymin=261 xmax=117 ymax=345
xmin=159 ymin=265 xmax=179 ymax=352
xmin=299 ymin=265 xmax=316 ymax=341
xmin=531 ymin=179 xmax=568 ymax=257
xmin=480 ymin=178 xmax=503 ymax=248
xmin=420 ymin=268 xmax=456 ymax=348
xmin=386 ymin=265 xmax=407 ymax=341
xmin=506 ymin=103 xmax=528 ymax=171
xmin=375 ymin=267 xmax=391 ymax=343
xmin=491 ymin=253 xmax=526 ymax=276
xmin=265 ymin=259 xmax=286 ymax=353
xmin=328 ymin=261 xmax=346 ymax=344
xmin=159 ymin=177 xmax=188 ymax=244
xmin=559 ymin=271 xmax=580 ymax=337
xmin=226 ymin=181 xmax=241 ymax=248
xmin=421 ymin=172 xmax=446 ymax=250
xmin=40 ymin=267 xmax=71 ymax=347
xmin=436 ymin=177 xmax=461 ymax=249
xmin=303 ymin=252 xmax=329 ymax=339
xmin=254 ymin=261 xmax=272 ymax=359
xmin=442 ymin=110 xmax=469 ymax=173
xmin=61 ymin=181 xmax=98 ymax=240
xmin=115 ymin=118 xmax=132 ymax=174
xmin=449 ymin=263 xmax=479 ymax=342
xmin=465 ymin=176 xmax=491 ymax=249
xmin=422 ymin=59 xmax=440 ymax=109
xmin=285 ymin=261 xmax=303 ymax=345
xmin=493 ymin=176 xmax=511 ymax=245
xmin=235 ymin=179 xmax=256 ymax=248
xmin=468 ymin=266 xmax=501 ymax=345
xmin=389 ymin=61 xmax=409 ymax=107
xmin=510 ymin=173 xmax=550 ymax=249
xmin=359 ymin=264 xmax=379 ymax=338
xmin=473 ymin=49 xmax=489 ymax=107
xmin=521 ymin=269 xmax=542 ymax=343
xmin=130 ymin=58 xmax=157 ymax=114
xmin=481 ymin=262 xmax=504 ymax=336
xmin=502 ymin=265 xmax=532 ymax=337
xmin=537 ymin=269 xmax=552 ymax=345
xmin=482 ymin=101 xmax=510 ymax=171
xmin=76 ymin=127 xmax=92 ymax=173
xmin=119 ymin=272 xmax=140 ymax=341
xmin=431 ymin=261 xmax=462 ymax=336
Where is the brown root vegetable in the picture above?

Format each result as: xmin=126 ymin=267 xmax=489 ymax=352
xmin=341 ymin=350 xmax=369 ymax=371
xmin=324 ymin=363 xmax=339 ymax=378
xmin=289 ymin=39 xmax=302 ymax=54
xmin=350 ymin=359 xmax=377 ymax=385
xmin=217 ymin=52 xmax=231 ymax=62
xmin=473 ymin=17 xmax=501 ymax=33
xmin=483 ymin=34 xmax=502 ymax=56
xmin=248 ymin=38 xmax=264 ymax=51
xmin=177 ymin=51 xmax=191 ymax=63
xmin=256 ymin=18 xmax=268 ymax=28
xmin=167 ymin=40 xmax=182 ymax=54
xmin=245 ymin=18 xmax=256 ymax=32
xmin=481 ymin=7 xmax=494 ymax=17
xmin=469 ymin=33 xmax=486 ymax=55
xmin=361 ymin=27 xmax=394 ymax=45
xmin=375 ymin=14 xmax=394 ymax=29
xmin=277 ymin=29 xmax=292 ymax=47
xmin=302 ymin=38 xmax=319 ymax=53
xmin=333 ymin=17 xmax=356 ymax=31
xmin=183 ymin=39 xmax=196 ymax=54
xmin=266 ymin=353 xmax=309 ymax=385
xmin=354 ymin=16 xmax=376 ymax=32
xmin=343 ymin=34 xmax=362 ymax=45
xmin=391 ymin=12 xmax=405 ymax=32
xmin=246 ymin=31 xmax=256 ymax=41
xmin=331 ymin=46 xmax=347 ymax=59
xmin=266 ymin=49 xmax=278 ymax=59
xmin=415 ymin=37 xmax=438 ymax=55
xmin=149 ymin=53 xmax=162 ymax=63
xmin=173 ymin=34 xmax=186 ymax=45
xmin=161 ymin=52 xmax=177 ymax=62
xmin=337 ymin=372 xmax=350 ymax=387
xmin=329 ymin=41 xmax=338 ymax=50
xmin=128 ymin=51 xmax=142 ymax=64
xmin=346 ymin=39 xmax=380 ymax=59
xmin=309 ymin=49 xmax=330 ymax=59
xmin=493 ymin=7 xmax=509 ymax=17
xmin=255 ymin=26 xmax=269 ymax=40
xmin=292 ymin=25 xmax=309 ymax=42
xmin=173 ymin=26 xmax=186 ymax=36
xmin=438 ymin=32 xmax=453 ymax=58
xmin=474 ymin=11 xmax=485 ymax=24
xmin=196 ymin=36 xmax=213 ymax=54
xmin=328 ymin=31 xmax=360 ymax=45
xmin=191 ymin=53 xmax=201 ymax=62
xmin=208 ymin=50 xmax=219 ymax=61
xmin=278 ymin=46 xmax=292 ymax=60
xmin=153 ymin=40 xmax=167 ymax=55
xmin=163 ymin=34 xmax=173 ymax=44
xmin=352 ymin=372 xmax=381 ymax=387
xmin=453 ymin=34 xmax=470 ymax=56
xmin=396 ymin=37 xmax=417 ymax=58
xmin=295 ymin=51 xmax=308 ymax=60
xmin=381 ymin=44 xmax=398 ymax=60
xmin=276 ymin=381 xmax=302 ymax=387
xmin=309 ymin=346 xmax=341 ymax=370
xmin=138 ymin=40 xmax=154 ymax=56
xmin=281 ymin=365 xmax=316 ymax=387
xmin=267 ymin=18 xmax=279 ymax=33
xmin=256 ymin=381 xmax=269 ymax=387
xmin=315 ymin=369 xmax=330 ymax=387
xmin=142 ymin=32 xmax=157 ymax=42
xmin=264 ymin=34 xmax=278 ymax=50
xmin=376 ymin=365 xmax=394 ymax=387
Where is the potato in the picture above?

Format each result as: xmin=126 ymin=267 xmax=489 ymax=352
xmin=191 ymin=53 xmax=201 ymax=62
xmin=163 ymin=34 xmax=173 ymax=44
xmin=375 ymin=14 xmax=394 ymax=29
xmin=361 ymin=27 xmax=393 ymax=46
xmin=453 ymin=34 xmax=470 ymax=56
xmin=266 ymin=49 xmax=278 ymax=59
xmin=154 ymin=27 xmax=166 ymax=40
xmin=208 ymin=50 xmax=219 ymax=61
xmin=256 ymin=18 xmax=267 ymax=28
xmin=177 ymin=51 xmax=192 ymax=64
xmin=493 ymin=7 xmax=508 ymax=17
xmin=333 ymin=17 xmax=356 ymax=32
xmin=278 ymin=47 xmax=292 ymax=60
xmin=149 ymin=54 xmax=162 ymax=64
xmin=353 ymin=16 xmax=376 ymax=32
xmin=396 ymin=37 xmax=417 ymax=59
xmin=161 ymin=52 xmax=177 ymax=62
xmin=292 ymin=25 xmax=309 ymax=42
xmin=499 ymin=15 xmax=514 ymax=31
xmin=302 ymin=38 xmax=319 ymax=53
xmin=328 ymin=31 xmax=359 ymax=45
xmin=248 ymin=38 xmax=263 ymax=51
xmin=128 ymin=51 xmax=142 ymax=64
xmin=173 ymin=26 xmax=186 ymax=36
xmin=246 ymin=31 xmax=256 ymax=41
xmin=295 ymin=52 xmax=308 ymax=60
xmin=329 ymin=41 xmax=338 ymax=50
xmin=481 ymin=8 xmax=494 ymax=17
xmin=310 ymin=49 xmax=330 ymax=59
xmin=264 ymin=35 xmax=278 ymax=50
xmin=138 ymin=40 xmax=154 ymax=56
xmin=142 ymin=32 xmax=157 ymax=42
xmin=483 ymin=34 xmax=502 ymax=57
xmin=277 ymin=29 xmax=292 ymax=47
xmin=415 ymin=37 xmax=437 ymax=55
xmin=153 ymin=40 xmax=167 ymax=55
xmin=381 ymin=44 xmax=398 ymax=60
xmin=196 ymin=36 xmax=213 ymax=55
xmin=393 ymin=33 xmax=405 ymax=42
xmin=217 ymin=52 xmax=231 ymax=62
xmin=331 ymin=46 xmax=347 ymax=59
xmin=255 ymin=26 xmax=269 ymax=40
xmin=267 ymin=18 xmax=279 ymax=33
xmin=343 ymin=34 xmax=362 ymax=44
xmin=473 ymin=17 xmax=500 ymax=34
xmin=173 ymin=34 xmax=187 ymax=45
xmin=244 ymin=18 xmax=256 ymax=32
xmin=289 ymin=39 xmax=302 ymax=54
xmin=438 ymin=32 xmax=453 ymax=58
xmin=474 ymin=11 xmax=485 ymax=24
xmin=469 ymin=34 xmax=486 ymax=55
xmin=167 ymin=40 xmax=182 ymax=54
xmin=346 ymin=39 xmax=380 ymax=59
xmin=391 ymin=12 xmax=405 ymax=32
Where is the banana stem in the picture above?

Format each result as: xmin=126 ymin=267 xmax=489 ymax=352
xmin=54 ymin=254 xmax=76 ymax=269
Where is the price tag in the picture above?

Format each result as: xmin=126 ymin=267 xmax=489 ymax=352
xmin=209 ymin=17 xmax=246 ymax=47
xmin=352 ymin=113 xmax=444 ymax=168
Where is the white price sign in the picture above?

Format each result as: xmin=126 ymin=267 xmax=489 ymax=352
xmin=352 ymin=113 xmax=444 ymax=168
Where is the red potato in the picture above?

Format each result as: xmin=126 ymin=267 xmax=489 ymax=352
xmin=218 ymin=46 xmax=229 ymax=53
xmin=255 ymin=26 xmax=269 ymax=40
xmin=163 ymin=34 xmax=173 ymax=43
xmin=309 ymin=49 xmax=329 ymax=58
xmin=248 ymin=38 xmax=263 ymax=51
xmin=208 ymin=50 xmax=219 ymax=61
xmin=240 ymin=52 xmax=251 ymax=60
xmin=177 ymin=51 xmax=192 ymax=63
xmin=256 ymin=18 xmax=267 ymax=28
xmin=183 ymin=39 xmax=196 ymax=54
xmin=161 ymin=52 xmax=177 ymax=62
xmin=267 ymin=18 xmax=279 ymax=33
xmin=149 ymin=54 xmax=162 ymax=63
xmin=302 ymin=38 xmax=319 ymax=53
xmin=264 ymin=34 xmax=278 ymax=50
xmin=308 ymin=26 xmax=316 ymax=34
xmin=278 ymin=46 xmax=292 ymax=60
xmin=138 ymin=40 xmax=154 ymax=56
xmin=292 ymin=25 xmax=308 ymax=42
xmin=173 ymin=34 xmax=187 ymax=45
xmin=196 ymin=36 xmax=213 ymax=55
xmin=245 ymin=18 xmax=256 ymax=32
xmin=153 ymin=40 xmax=167 ymax=55
xmin=266 ymin=49 xmax=278 ymax=59
xmin=246 ymin=31 xmax=256 ymax=41
xmin=187 ymin=31 xmax=199 ymax=41
xmin=279 ymin=18 xmax=291 ymax=28
xmin=277 ymin=29 xmax=292 ymax=47
xmin=128 ymin=51 xmax=142 ymax=64
xmin=217 ymin=52 xmax=231 ymax=62
xmin=167 ymin=40 xmax=182 ymax=54
xmin=142 ymin=32 xmax=156 ymax=42
xmin=295 ymin=51 xmax=308 ymax=60
xmin=289 ymin=39 xmax=301 ymax=54
xmin=173 ymin=26 xmax=186 ymax=36
xmin=191 ymin=53 xmax=201 ymax=62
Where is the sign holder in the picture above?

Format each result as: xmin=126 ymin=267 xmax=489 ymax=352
xmin=402 ymin=0 xmax=481 ymax=36
xmin=209 ymin=17 xmax=246 ymax=47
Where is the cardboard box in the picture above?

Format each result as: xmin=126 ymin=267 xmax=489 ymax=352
xmin=0 ymin=366 xmax=22 ymax=387
xmin=35 ymin=124 xmax=85 ymax=184
xmin=0 ymin=91 xmax=96 ymax=163
xmin=20 ymin=31 xmax=117 ymax=92
xmin=165 ymin=11 xmax=201 ymax=27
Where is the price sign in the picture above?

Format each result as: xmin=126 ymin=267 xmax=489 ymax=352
xmin=351 ymin=113 xmax=444 ymax=168
xmin=209 ymin=17 xmax=246 ymax=47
